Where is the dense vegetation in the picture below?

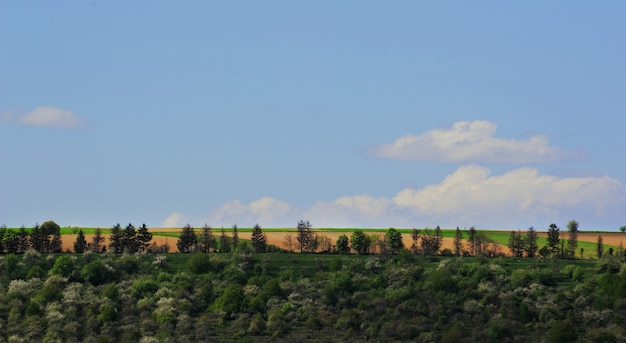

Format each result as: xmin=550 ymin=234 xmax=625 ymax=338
xmin=1 ymin=221 xmax=625 ymax=342
xmin=1 ymin=248 xmax=625 ymax=342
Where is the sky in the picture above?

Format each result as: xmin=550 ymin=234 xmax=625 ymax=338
xmin=1 ymin=1 xmax=625 ymax=231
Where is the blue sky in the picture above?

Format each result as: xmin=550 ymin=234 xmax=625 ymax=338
xmin=1 ymin=1 xmax=625 ymax=230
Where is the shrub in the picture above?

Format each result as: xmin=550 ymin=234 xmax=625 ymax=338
xmin=131 ymin=278 xmax=159 ymax=298
xmin=187 ymin=254 xmax=212 ymax=274
xmin=82 ymin=260 xmax=116 ymax=286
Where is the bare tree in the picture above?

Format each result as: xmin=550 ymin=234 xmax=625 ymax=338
xmin=283 ymin=234 xmax=294 ymax=252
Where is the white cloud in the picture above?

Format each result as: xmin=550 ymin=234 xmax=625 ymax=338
xmin=203 ymin=166 xmax=626 ymax=230
xmin=162 ymin=212 xmax=184 ymax=228
xmin=2 ymin=107 xmax=84 ymax=128
xmin=392 ymin=165 xmax=626 ymax=228
xmin=373 ymin=120 xmax=584 ymax=164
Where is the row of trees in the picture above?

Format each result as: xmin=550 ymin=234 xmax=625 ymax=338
xmin=0 ymin=221 xmax=63 ymax=254
xmin=177 ymin=224 xmax=268 ymax=254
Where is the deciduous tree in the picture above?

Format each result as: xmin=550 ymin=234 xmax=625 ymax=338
xmin=283 ymin=234 xmax=294 ymax=252
xmin=350 ymin=230 xmax=367 ymax=254
xmin=296 ymin=220 xmax=313 ymax=253
xmin=336 ymin=234 xmax=349 ymax=254
xmin=410 ymin=228 xmax=420 ymax=254
xmin=386 ymin=228 xmax=404 ymax=254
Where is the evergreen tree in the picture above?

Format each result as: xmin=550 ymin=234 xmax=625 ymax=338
xmin=596 ymin=235 xmax=604 ymax=258
xmin=74 ymin=229 xmax=87 ymax=253
xmin=251 ymin=224 xmax=266 ymax=253
xmin=29 ymin=223 xmax=45 ymax=252
xmin=231 ymin=224 xmax=239 ymax=251
xmin=508 ymin=230 xmax=526 ymax=257
xmin=109 ymin=224 xmax=124 ymax=253
xmin=454 ymin=227 xmax=463 ymax=256
xmin=3 ymin=230 xmax=19 ymax=253
xmin=122 ymin=223 xmax=139 ymax=253
xmin=524 ymin=226 xmax=538 ymax=258
xmin=177 ymin=224 xmax=198 ymax=253
xmin=566 ymin=220 xmax=579 ymax=258
xmin=219 ymin=226 xmax=231 ymax=253
xmin=50 ymin=230 xmax=63 ymax=253
xmin=433 ymin=225 xmax=443 ymax=254
xmin=546 ymin=223 xmax=561 ymax=257
xmin=92 ymin=227 xmax=105 ymax=252
xmin=17 ymin=226 xmax=30 ymax=253
xmin=468 ymin=226 xmax=477 ymax=256
xmin=421 ymin=228 xmax=435 ymax=256
xmin=137 ymin=223 xmax=153 ymax=252
xmin=200 ymin=224 xmax=214 ymax=253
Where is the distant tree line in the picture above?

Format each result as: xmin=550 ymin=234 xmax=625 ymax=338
xmin=0 ymin=221 xmax=63 ymax=254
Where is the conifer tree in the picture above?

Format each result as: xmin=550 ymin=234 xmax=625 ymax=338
xmin=74 ymin=229 xmax=87 ymax=253
xmin=109 ymin=224 xmax=124 ymax=253
xmin=454 ymin=227 xmax=463 ymax=256
xmin=137 ymin=223 xmax=153 ymax=252
xmin=177 ymin=224 xmax=198 ymax=253
xmin=251 ymin=224 xmax=266 ymax=253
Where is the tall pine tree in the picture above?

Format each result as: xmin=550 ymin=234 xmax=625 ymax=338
xmin=251 ymin=224 xmax=266 ymax=253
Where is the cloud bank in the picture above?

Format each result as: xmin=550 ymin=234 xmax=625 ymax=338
xmin=204 ymin=166 xmax=626 ymax=230
xmin=373 ymin=120 xmax=585 ymax=164
xmin=2 ymin=106 xmax=84 ymax=129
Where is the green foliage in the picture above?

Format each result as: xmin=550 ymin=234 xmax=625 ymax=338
xmin=73 ymin=230 xmax=87 ymax=253
xmin=187 ymin=253 xmax=211 ymax=274
xmin=385 ymin=228 xmax=404 ymax=254
xmin=251 ymin=224 xmax=266 ymax=253
xmin=547 ymin=320 xmax=578 ymax=343
xmin=82 ymin=260 xmax=115 ymax=285
xmin=336 ymin=234 xmax=349 ymax=254
xmin=547 ymin=223 xmax=561 ymax=257
xmin=213 ymin=284 xmax=244 ymax=314
xmin=131 ymin=278 xmax=159 ymax=298
xmin=177 ymin=224 xmax=198 ymax=253
xmin=0 ymin=248 xmax=625 ymax=342
xmin=50 ymin=255 xmax=75 ymax=277
xmin=350 ymin=230 xmax=368 ymax=254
